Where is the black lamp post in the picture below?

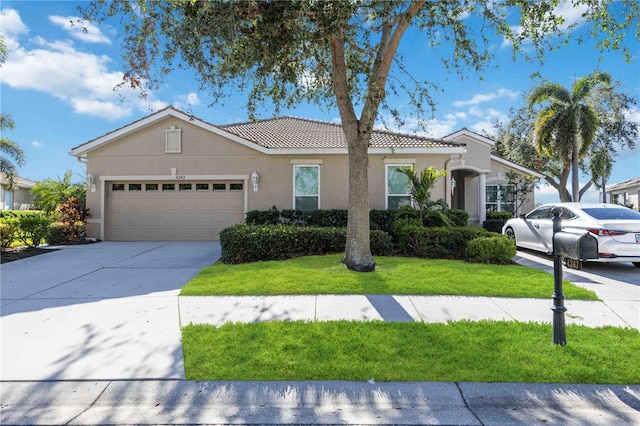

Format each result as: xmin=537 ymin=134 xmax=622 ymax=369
xmin=551 ymin=207 xmax=567 ymax=346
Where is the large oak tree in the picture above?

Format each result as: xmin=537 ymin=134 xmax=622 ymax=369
xmin=81 ymin=0 xmax=638 ymax=271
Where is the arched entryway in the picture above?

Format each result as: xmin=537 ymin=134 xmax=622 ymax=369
xmin=450 ymin=167 xmax=489 ymax=225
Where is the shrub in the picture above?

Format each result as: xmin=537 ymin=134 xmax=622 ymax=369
xmin=56 ymin=196 xmax=90 ymax=242
xmin=370 ymin=209 xmax=396 ymax=233
xmin=245 ymin=206 xmax=280 ymax=225
xmin=446 ymin=209 xmax=469 ymax=227
xmin=396 ymin=225 xmax=491 ymax=259
xmin=0 ymin=217 xmax=20 ymax=248
xmin=486 ymin=211 xmax=513 ymax=220
xmin=47 ymin=222 xmax=67 ymax=245
xmin=424 ymin=209 xmax=450 ymax=227
xmin=220 ymin=224 xmax=393 ymax=264
xmin=305 ymin=209 xmax=348 ymax=227
xmin=17 ymin=215 xmax=51 ymax=248
xmin=483 ymin=219 xmax=507 ymax=233
xmin=466 ymin=236 xmax=516 ymax=264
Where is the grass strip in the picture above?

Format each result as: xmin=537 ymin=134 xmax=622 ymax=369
xmin=183 ymin=320 xmax=639 ymax=383
xmin=181 ymin=255 xmax=597 ymax=300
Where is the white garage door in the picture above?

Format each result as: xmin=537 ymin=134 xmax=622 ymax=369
xmin=106 ymin=181 xmax=244 ymax=241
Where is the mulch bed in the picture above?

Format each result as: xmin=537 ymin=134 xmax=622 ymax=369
xmin=0 ymin=247 xmax=55 ymax=264
xmin=0 ymin=239 xmax=99 ymax=264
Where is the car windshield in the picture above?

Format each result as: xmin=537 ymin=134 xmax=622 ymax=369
xmin=581 ymin=207 xmax=640 ymax=220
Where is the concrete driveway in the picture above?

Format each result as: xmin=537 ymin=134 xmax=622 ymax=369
xmin=0 ymin=242 xmax=220 ymax=381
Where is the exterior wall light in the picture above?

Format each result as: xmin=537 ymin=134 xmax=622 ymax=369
xmin=87 ymin=173 xmax=96 ymax=192
xmin=250 ymin=170 xmax=259 ymax=192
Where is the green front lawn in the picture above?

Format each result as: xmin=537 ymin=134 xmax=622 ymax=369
xmin=183 ymin=320 xmax=640 ymax=383
xmin=181 ymin=254 xmax=598 ymax=300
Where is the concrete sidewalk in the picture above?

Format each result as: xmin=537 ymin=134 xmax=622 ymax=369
xmin=179 ymin=294 xmax=637 ymax=329
xmin=2 ymin=380 xmax=639 ymax=425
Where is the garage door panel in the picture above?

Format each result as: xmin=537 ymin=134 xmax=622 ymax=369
xmin=106 ymin=181 xmax=244 ymax=241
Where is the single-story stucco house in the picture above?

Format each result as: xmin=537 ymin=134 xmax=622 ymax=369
xmin=0 ymin=174 xmax=35 ymax=211
xmin=70 ymin=106 xmax=542 ymax=241
xmin=607 ymin=177 xmax=640 ymax=211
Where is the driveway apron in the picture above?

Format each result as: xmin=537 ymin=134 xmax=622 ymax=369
xmin=0 ymin=242 xmax=220 ymax=381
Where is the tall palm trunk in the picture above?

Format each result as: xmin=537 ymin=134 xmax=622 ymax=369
xmin=571 ymin=137 xmax=580 ymax=201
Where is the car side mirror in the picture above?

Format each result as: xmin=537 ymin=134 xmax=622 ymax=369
xmin=519 ymin=214 xmax=526 ymax=219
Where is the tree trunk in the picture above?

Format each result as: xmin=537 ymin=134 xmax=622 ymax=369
xmin=571 ymin=138 xmax=580 ymax=202
xmin=601 ymin=175 xmax=607 ymax=203
xmin=342 ymin=134 xmax=375 ymax=272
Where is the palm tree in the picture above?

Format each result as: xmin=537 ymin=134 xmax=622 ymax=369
xmin=31 ymin=170 xmax=86 ymax=214
xmin=0 ymin=33 xmax=26 ymax=189
xmin=528 ymin=72 xmax=611 ymax=201
xmin=396 ymin=166 xmax=446 ymax=222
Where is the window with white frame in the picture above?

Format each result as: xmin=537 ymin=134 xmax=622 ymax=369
xmin=293 ymin=165 xmax=319 ymax=211
xmin=386 ymin=165 xmax=412 ymax=209
xmin=486 ymin=184 xmax=515 ymax=213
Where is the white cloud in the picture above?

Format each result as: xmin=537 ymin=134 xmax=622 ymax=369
xmin=624 ymin=107 xmax=640 ymax=124
xmin=49 ymin=15 xmax=111 ymax=44
xmin=1 ymin=8 xmax=28 ymax=36
xmin=0 ymin=8 xmax=29 ymax=51
xmin=175 ymin=92 xmax=201 ymax=109
xmin=1 ymin=15 xmax=165 ymax=121
xmin=31 ymin=140 xmax=43 ymax=148
xmin=453 ymin=88 xmax=518 ymax=107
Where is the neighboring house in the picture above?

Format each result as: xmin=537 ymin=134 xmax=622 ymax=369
xmin=0 ymin=174 xmax=35 ymax=211
xmin=70 ymin=106 xmax=542 ymax=241
xmin=606 ymin=177 xmax=640 ymax=211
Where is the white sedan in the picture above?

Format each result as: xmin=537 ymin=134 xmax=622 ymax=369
xmin=502 ymin=203 xmax=640 ymax=267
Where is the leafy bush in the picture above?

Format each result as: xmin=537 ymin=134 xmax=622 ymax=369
xmin=220 ymin=225 xmax=393 ymax=264
xmin=305 ymin=209 xmax=348 ymax=227
xmin=483 ymin=219 xmax=507 ymax=233
xmin=245 ymin=207 xmax=409 ymax=235
xmin=47 ymin=222 xmax=67 ymax=245
xmin=446 ymin=209 xmax=469 ymax=227
xmin=56 ymin=196 xmax=90 ymax=242
xmin=466 ymin=236 xmax=516 ymax=264
xmin=0 ymin=210 xmax=49 ymax=219
xmin=369 ymin=209 xmax=396 ymax=233
xmin=486 ymin=211 xmax=513 ymax=220
xmin=396 ymin=225 xmax=491 ymax=259
xmin=0 ymin=217 xmax=20 ymax=248
xmin=245 ymin=206 xmax=280 ymax=225
xmin=17 ymin=215 xmax=51 ymax=248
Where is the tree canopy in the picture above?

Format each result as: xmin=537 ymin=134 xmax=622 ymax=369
xmin=528 ymin=72 xmax=611 ymax=202
xmin=495 ymin=78 xmax=637 ymax=202
xmin=81 ymin=0 xmax=639 ymax=270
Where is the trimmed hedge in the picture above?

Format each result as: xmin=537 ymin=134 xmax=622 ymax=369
xmin=395 ymin=225 xmax=492 ymax=259
xmin=245 ymin=207 xmax=397 ymax=233
xmin=486 ymin=211 xmax=513 ymax=220
xmin=483 ymin=219 xmax=507 ymax=233
xmin=466 ymin=235 xmax=517 ymax=264
xmin=220 ymin=225 xmax=393 ymax=264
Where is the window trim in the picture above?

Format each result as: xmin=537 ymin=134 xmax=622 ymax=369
xmin=293 ymin=164 xmax=320 ymax=210
xmin=385 ymin=164 xmax=412 ymax=210
xmin=486 ymin=184 xmax=516 ymax=213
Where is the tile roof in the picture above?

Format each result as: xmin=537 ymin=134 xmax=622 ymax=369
xmin=220 ymin=116 xmax=463 ymax=150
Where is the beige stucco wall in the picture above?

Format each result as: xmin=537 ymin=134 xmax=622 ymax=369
xmin=83 ymin=117 xmax=454 ymax=239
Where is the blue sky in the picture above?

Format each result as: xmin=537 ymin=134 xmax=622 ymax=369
xmin=1 ymin=1 xmax=638 ymax=206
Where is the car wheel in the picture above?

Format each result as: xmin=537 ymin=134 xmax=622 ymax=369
xmin=633 ymin=262 xmax=640 ymax=268
xmin=504 ymin=227 xmax=517 ymax=245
